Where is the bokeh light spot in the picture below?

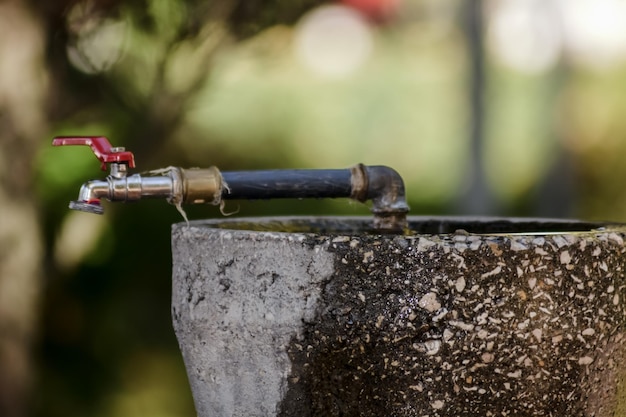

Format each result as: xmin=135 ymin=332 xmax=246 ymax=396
xmin=294 ymin=5 xmax=374 ymax=79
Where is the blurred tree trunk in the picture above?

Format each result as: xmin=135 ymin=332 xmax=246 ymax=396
xmin=0 ymin=1 xmax=47 ymax=416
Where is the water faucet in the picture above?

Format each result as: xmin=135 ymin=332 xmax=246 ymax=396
xmin=52 ymin=136 xmax=409 ymax=231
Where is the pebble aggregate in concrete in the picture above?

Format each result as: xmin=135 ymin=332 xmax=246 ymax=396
xmin=282 ymin=228 xmax=626 ymax=416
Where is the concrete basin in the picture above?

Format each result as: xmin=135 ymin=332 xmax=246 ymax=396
xmin=171 ymin=216 xmax=626 ymax=417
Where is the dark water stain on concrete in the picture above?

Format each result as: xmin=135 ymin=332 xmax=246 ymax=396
xmin=279 ymin=227 xmax=626 ymax=417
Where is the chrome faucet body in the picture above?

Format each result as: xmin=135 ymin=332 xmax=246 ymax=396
xmin=70 ymin=174 xmax=177 ymax=214
xmin=53 ymin=137 xmax=409 ymax=231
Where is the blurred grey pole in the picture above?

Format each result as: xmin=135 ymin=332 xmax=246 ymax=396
xmin=534 ymin=61 xmax=576 ymax=218
xmin=533 ymin=3 xmax=576 ymax=218
xmin=457 ymin=0 xmax=497 ymax=215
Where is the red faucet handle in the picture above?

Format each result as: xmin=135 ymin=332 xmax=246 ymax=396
xmin=52 ymin=136 xmax=136 ymax=171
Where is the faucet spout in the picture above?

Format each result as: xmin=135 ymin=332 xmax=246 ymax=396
xmin=69 ymin=179 xmax=110 ymax=214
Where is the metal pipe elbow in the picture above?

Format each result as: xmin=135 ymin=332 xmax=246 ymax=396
xmin=351 ymin=164 xmax=409 ymax=231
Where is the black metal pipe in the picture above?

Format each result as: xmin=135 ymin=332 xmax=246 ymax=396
xmin=220 ymin=165 xmax=409 ymax=231
xmin=221 ymin=169 xmax=353 ymax=200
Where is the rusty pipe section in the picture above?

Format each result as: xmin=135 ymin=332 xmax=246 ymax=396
xmin=71 ymin=164 xmax=409 ymax=231
xmin=354 ymin=165 xmax=410 ymax=231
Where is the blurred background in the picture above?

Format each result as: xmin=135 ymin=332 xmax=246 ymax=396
xmin=2 ymin=0 xmax=626 ymax=416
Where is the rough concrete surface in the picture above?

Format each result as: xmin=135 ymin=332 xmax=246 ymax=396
xmin=171 ymin=222 xmax=335 ymax=416
xmin=172 ymin=217 xmax=626 ymax=417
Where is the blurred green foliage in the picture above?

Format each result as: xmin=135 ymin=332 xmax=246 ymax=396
xmin=21 ymin=0 xmax=626 ymax=416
